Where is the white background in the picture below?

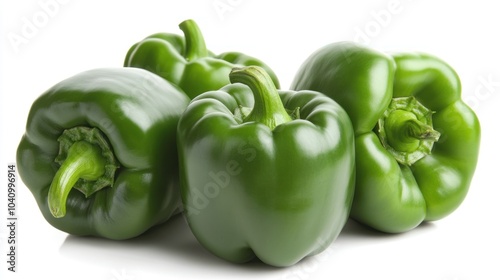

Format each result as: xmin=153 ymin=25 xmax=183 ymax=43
xmin=1 ymin=0 xmax=499 ymax=279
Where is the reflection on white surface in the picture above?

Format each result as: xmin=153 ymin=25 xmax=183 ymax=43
xmin=57 ymin=215 xmax=439 ymax=279
xmin=59 ymin=214 xmax=282 ymax=279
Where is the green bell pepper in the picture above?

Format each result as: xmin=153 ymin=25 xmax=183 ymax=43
xmin=291 ymin=42 xmax=481 ymax=233
xmin=177 ymin=66 xmax=355 ymax=266
xmin=16 ymin=68 xmax=190 ymax=240
xmin=124 ymin=19 xmax=280 ymax=99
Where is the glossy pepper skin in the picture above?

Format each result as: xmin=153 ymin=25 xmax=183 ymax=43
xmin=291 ymin=42 xmax=481 ymax=233
xmin=177 ymin=66 xmax=355 ymax=266
xmin=16 ymin=68 xmax=190 ymax=240
xmin=124 ymin=19 xmax=280 ymax=99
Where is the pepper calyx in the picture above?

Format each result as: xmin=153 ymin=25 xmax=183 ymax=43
xmin=48 ymin=127 xmax=119 ymax=218
xmin=377 ymin=97 xmax=440 ymax=165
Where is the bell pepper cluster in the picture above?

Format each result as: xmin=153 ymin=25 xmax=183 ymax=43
xmin=17 ymin=19 xmax=480 ymax=266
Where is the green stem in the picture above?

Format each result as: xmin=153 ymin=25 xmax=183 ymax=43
xmin=405 ymin=119 xmax=441 ymax=141
xmin=377 ymin=97 xmax=440 ymax=166
xmin=178 ymin=19 xmax=208 ymax=61
xmin=384 ymin=110 xmax=440 ymax=153
xmin=229 ymin=66 xmax=291 ymax=130
xmin=48 ymin=141 xmax=106 ymax=218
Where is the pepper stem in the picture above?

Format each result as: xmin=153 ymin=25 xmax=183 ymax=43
xmin=405 ymin=119 xmax=441 ymax=141
xmin=230 ymin=66 xmax=291 ymax=130
xmin=48 ymin=127 xmax=119 ymax=218
xmin=48 ymin=141 xmax=106 ymax=218
xmin=383 ymin=109 xmax=440 ymax=153
xmin=179 ymin=19 xmax=208 ymax=61
xmin=377 ymin=97 xmax=440 ymax=165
